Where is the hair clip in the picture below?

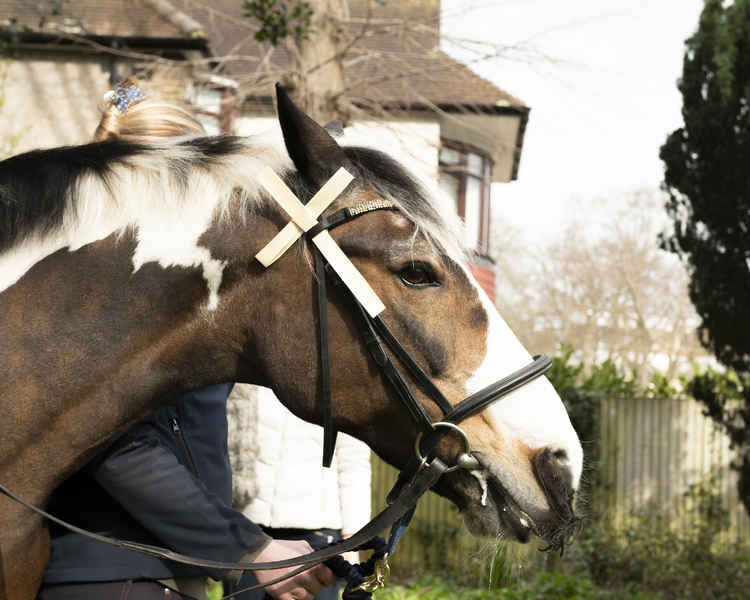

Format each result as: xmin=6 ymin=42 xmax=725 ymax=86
xmin=104 ymin=81 xmax=146 ymax=115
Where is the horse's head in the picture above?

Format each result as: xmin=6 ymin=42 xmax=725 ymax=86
xmin=219 ymin=88 xmax=583 ymax=549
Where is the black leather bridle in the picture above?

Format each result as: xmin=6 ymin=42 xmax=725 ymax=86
xmin=0 ymin=199 xmax=552 ymax=598
xmin=309 ymin=201 xmax=552 ymax=471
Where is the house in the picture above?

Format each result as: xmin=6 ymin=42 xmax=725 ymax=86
xmin=0 ymin=0 xmax=529 ymax=300
xmin=0 ymin=0 xmax=209 ymax=150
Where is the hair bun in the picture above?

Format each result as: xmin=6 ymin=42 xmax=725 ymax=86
xmin=104 ymin=78 xmax=146 ymax=115
xmin=92 ymin=79 xmax=205 ymax=142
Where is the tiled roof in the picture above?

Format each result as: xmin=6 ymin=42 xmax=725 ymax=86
xmin=0 ymin=0 xmax=524 ymax=111
xmin=171 ymin=0 xmax=525 ymax=111
xmin=0 ymin=0 xmax=183 ymax=38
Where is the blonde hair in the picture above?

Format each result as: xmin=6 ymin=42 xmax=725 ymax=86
xmin=93 ymin=79 xmax=205 ymax=142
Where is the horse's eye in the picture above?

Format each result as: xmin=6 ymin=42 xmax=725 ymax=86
xmin=400 ymin=263 xmax=439 ymax=287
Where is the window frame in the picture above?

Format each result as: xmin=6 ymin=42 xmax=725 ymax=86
xmin=438 ymin=139 xmax=493 ymax=256
xmin=187 ymin=80 xmax=236 ymax=134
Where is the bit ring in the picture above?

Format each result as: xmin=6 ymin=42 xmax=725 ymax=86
xmin=414 ymin=421 xmax=478 ymax=473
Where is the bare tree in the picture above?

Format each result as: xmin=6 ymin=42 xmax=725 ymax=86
xmin=155 ymin=0 xmax=540 ymax=122
xmin=493 ymin=189 xmax=706 ymax=384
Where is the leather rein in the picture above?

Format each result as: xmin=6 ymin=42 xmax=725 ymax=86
xmin=0 ymin=200 xmax=551 ymax=595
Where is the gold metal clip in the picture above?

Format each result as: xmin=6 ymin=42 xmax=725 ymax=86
xmin=352 ymin=556 xmax=391 ymax=593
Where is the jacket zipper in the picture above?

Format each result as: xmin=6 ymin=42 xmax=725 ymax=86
xmin=170 ymin=417 xmax=199 ymax=477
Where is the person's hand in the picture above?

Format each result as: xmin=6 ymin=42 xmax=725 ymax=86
xmin=254 ymin=539 xmax=337 ymax=600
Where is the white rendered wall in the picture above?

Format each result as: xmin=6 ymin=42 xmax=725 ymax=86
xmin=3 ymin=52 xmax=110 ymax=153
xmin=234 ymin=116 xmax=441 ymax=187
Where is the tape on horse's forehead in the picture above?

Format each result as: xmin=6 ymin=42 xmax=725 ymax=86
xmin=255 ymin=166 xmax=386 ymax=317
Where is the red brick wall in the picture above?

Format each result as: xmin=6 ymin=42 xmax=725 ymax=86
xmin=468 ymin=263 xmax=495 ymax=302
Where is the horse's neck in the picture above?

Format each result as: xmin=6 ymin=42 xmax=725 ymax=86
xmin=0 ymin=229 xmax=239 ymax=493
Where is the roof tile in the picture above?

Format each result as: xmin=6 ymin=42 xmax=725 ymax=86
xmin=0 ymin=0 xmax=182 ymax=38
xmin=0 ymin=0 xmax=524 ymax=109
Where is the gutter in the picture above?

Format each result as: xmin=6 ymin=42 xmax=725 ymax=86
xmin=241 ymin=94 xmax=527 ymax=117
xmin=240 ymin=93 xmax=529 ymax=181
xmin=0 ymin=30 xmax=209 ymax=54
xmin=510 ymin=106 xmax=529 ymax=181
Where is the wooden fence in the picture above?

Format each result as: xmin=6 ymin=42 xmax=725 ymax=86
xmin=600 ymin=395 xmax=749 ymax=543
xmin=369 ymin=395 xmax=749 ymax=579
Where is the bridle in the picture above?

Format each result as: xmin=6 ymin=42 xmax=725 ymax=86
xmin=0 ymin=197 xmax=552 ymax=599
xmin=308 ymin=201 xmax=552 ymax=475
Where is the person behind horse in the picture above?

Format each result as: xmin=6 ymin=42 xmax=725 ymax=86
xmin=227 ymin=385 xmax=372 ymax=599
xmin=37 ymin=81 xmax=337 ymax=600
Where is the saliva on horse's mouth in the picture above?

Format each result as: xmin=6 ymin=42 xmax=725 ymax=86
xmin=488 ymin=481 xmax=534 ymax=543
xmin=463 ymin=453 xmax=536 ymax=543
xmin=468 ymin=453 xmax=579 ymax=552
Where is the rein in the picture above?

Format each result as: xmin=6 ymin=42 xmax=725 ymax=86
xmin=0 ymin=197 xmax=552 ymax=599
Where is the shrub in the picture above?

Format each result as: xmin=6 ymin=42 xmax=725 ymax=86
xmin=374 ymin=572 xmax=658 ymax=599
xmin=572 ymin=483 xmax=750 ymax=600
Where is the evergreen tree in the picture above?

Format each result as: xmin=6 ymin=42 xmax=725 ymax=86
xmin=661 ymin=0 xmax=750 ymax=516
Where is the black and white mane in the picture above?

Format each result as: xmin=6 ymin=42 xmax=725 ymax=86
xmin=0 ymin=135 xmax=463 ymax=294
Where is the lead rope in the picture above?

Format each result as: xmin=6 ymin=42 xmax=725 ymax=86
xmin=0 ymin=458 xmax=449 ymax=599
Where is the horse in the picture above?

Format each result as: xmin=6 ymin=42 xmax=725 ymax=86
xmin=0 ymin=87 xmax=583 ymax=599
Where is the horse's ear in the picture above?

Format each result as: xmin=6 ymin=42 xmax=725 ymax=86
xmin=275 ymin=83 xmax=350 ymax=187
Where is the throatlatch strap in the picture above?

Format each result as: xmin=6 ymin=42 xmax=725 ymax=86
xmin=316 ymin=247 xmax=338 ymax=468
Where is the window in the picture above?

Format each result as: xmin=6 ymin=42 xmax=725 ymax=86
xmin=439 ymin=142 xmax=492 ymax=254
xmin=186 ymin=79 xmax=236 ymax=134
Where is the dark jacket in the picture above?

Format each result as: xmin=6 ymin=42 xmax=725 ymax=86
xmin=43 ymin=384 xmax=270 ymax=583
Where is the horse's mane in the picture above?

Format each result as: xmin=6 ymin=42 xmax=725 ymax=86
xmin=0 ymin=135 xmax=282 ymax=253
xmin=0 ymin=135 xmax=465 ymax=288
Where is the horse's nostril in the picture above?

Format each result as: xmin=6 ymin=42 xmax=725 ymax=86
xmin=532 ymin=447 xmax=576 ymax=520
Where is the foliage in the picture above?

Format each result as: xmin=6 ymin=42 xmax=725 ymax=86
xmin=660 ymin=0 xmax=750 ymax=516
xmin=411 ymin=518 xmax=472 ymax=583
xmin=376 ymin=347 xmax=748 ymax=599
xmin=547 ymin=344 xmax=641 ymax=513
xmin=408 ymin=518 xmax=529 ymax=588
xmin=571 ymin=479 xmax=750 ymax=600
xmin=206 ymin=580 xmax=222 ymax=600
xmin=660 ymin=0 xmax=750 ymax=373
xmin=374 ymin=573 xmax=657 ymax=600
xmin=243 ymin=0 xmax=314 ymax=46
xmin=378 ymin=485 xmax=748 ymax=599
xmin=547 ymin=345 xmax=749 ymax=520
xmin=688 ymin=367 xmax=750 ymax=513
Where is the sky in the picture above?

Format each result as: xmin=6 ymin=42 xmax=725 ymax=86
xmin=441 ymin=0 xmax=706 ymax=240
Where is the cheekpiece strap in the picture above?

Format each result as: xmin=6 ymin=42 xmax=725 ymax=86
xmin=309 ymin=198 xmax=397 ymax=467
xmin=316 ymin=246 xmax=338 ymax=468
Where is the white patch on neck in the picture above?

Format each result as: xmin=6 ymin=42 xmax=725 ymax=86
xmin=463 ymin=267 xmax=583 ymax=488
xmin=0 ymin=139 xmax=290 ymax=309
xmin=128 ymin=174 xmax=227 ymax=311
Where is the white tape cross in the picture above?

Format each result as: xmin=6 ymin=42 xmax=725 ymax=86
xmin=255 ymin=166 xmax=386 ymax=317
